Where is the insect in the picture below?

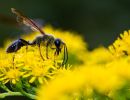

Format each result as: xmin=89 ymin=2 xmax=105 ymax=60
xmin=6 ymin=8 xmax=68 ymax=66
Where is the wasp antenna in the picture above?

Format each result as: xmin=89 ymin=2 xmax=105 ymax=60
xmin=65 ymin=44 xmax=68 ymax=64
xmin=62 ymin=44 xmax=68 ymax=66
xmin=38 ymin=44 xmax=45 ymax=61
xmin=62 ymin=45 xmax=66 ymax=66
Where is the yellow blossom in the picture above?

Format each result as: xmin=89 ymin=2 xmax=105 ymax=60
xmin=0 ymin=66 xmax=22 ymax=84
xmin=2 ymin=25 xmax=130 ymax=100
xmin=86 ymin=47 xmax=113 ymax=65
xmin=109 ymin=30 xmax=130 ymax=57
xmin=23 ymin=63 xmax=54 ymax=84
xmin=37 ymin=64 xmax=125 ymax=100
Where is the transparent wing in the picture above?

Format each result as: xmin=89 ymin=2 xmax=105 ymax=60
xmin=11 ymin=8 xmax=45 ymax=35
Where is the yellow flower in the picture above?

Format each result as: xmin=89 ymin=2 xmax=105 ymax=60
xmin=52 ymin=64 xmax=72 ymax=76
xmin=2 ymin=23 xmax=130 ymax=100
xmin=1 ymin=25 xmax=88 ymax=98
xmin=15 ymin=46 xmax=59 ymax=84
xmin=109 ymin=30 xmax=130 ymax=57
xmin=0 ymin=25 xmax=90 ymax=99
xmin=0 ymin=49 xmax=13 ymax=68
xmin=0 ymin=66 xmax=22 ymax=84
xmin=86 ymin=47 xmax=113 ymax=65
xmin=22 ymin=62 xmax=54 ymax=84
xmin=37 ymin=64 xmax=125 ymax=100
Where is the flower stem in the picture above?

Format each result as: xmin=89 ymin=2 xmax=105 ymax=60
xmin=15 ymin=80 xmax=36 ymax=99
xmin=19 ymin=89 xmax=37 ymax=99
xmin=0 ymin=92 xmax=36 ymax=99
xmin=0 ymin=83 xmax=12 ymax=92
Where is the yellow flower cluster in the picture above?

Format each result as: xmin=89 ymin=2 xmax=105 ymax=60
xmin=1 ymin=25 xmax=130 ymax=100
xmin=109 ymin=30 xmax=130 ymax=57
xmin=0 ymin=26 xmax=87 ymax=89
xmin=37 ymin=30 xmax=130 ymax=100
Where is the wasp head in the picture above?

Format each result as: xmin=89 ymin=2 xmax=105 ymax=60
xmin=54 ymin=38 xmax=68 ymax=66
xmin=54 ymin=38 xmax=63 ymax=55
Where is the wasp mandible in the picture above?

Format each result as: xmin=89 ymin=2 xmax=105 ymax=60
xmin=6 ymin=8 xmax=68 ymax=65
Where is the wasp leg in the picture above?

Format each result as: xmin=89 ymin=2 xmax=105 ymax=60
xmin=64 ymin=44 xmax=68 ymax=65
xmin=46 ymin=42 xmax=50 ymax=59
xmin=46 ymin=44 xmax=49 ymax=59
xmin=11 ymin=40 xmax=19 ymax=67
xmin=38 ymin=44 xmax=45 ymax=61
xmin=46 ymin=39 xmax=54 ymax=59
xmin=12 ymin=53 xmax=15 ymax=67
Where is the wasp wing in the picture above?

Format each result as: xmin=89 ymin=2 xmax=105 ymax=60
xmin=11 ymin=8 xmax=45 ymax=35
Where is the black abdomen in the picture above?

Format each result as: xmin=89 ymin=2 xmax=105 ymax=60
xmin=6 ymin=39 xmax=28 ymax=53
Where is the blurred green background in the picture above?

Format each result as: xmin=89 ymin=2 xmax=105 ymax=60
xmin=0 ymin=0 xmax=130 ymax=50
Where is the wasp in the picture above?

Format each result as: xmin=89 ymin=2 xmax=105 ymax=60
xmin=6 ymin=8 xmax=68 ymax=65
